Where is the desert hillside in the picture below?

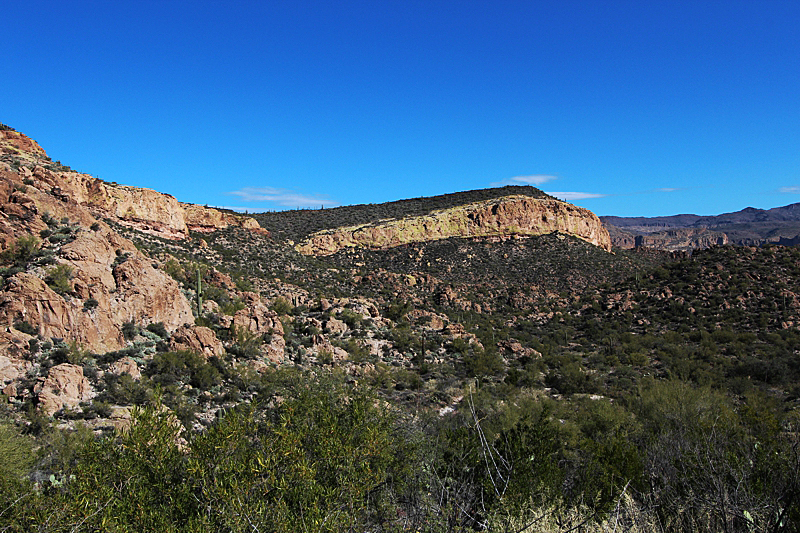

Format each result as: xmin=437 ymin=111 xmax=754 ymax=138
xmin=0 ymin=124 xmax=796 ymax=533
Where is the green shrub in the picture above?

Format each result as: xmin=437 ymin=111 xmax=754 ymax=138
xmin=0 ymin=421 xmax=34 ymax=481
xmin=147 ymin=351 xmax=221 ymax=390
xmin=121 ymin=321 xmax=138 ymax=340
xmin=227 ymin=326 xmax=264 ymax=359
xmin=45 ymin=264 xmax=74 ymax=294
xmin=13 ymin=320 xmax=37 ymax=335
xmin=1 ymin=235 xmax=39 ymax=266
xmin=146 ymin=322 xmax=168 ymax=338
xmin=270 ymin=297 xmax=293 ymax=315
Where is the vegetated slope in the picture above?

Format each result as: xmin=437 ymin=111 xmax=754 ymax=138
xmin=325 ymin=233 xmax=672 ymax=312
xmin=505 ymin=244 xmax=800 ymax=401
xmin=251 ymin=185 xmax=554 ymax=242
xmin=2 ymin=122 xmax=798 ymax=532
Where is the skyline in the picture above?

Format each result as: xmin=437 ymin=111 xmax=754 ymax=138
xmin=3 ymin=1 xmax=799 ymax=217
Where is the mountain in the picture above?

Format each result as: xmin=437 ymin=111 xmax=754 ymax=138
xmin=250 ymin=185 xmax=611 ymax=253
xmin=602 ymin=203 xmax=800 ymax=250
xmin=0 ymin=124 xmax=797 ymax=532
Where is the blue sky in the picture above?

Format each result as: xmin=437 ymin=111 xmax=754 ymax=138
xmin=3 ymin=1 xmax=798 ymax=217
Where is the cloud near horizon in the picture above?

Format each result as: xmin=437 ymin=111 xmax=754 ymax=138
xmin=779 ymin=186 xmax=800 ymax=194
xmin=227 ymin=187 xmax=338 ymax=208
xmin=489 ymin=174 xmax=558 ymax=187
xmin=545 ymin=191 xmax=607 ymax=201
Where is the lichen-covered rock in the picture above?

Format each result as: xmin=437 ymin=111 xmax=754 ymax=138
xmin=296 ymin=196 xmax=612 ymax=255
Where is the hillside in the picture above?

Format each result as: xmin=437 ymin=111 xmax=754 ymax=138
xmin=603 ymin=203 xmax=800 ymax=250
xmin=252 ymin=185 xmax=554 ymax=241
xmin=0 ymin=124 xmax=797 ymax=532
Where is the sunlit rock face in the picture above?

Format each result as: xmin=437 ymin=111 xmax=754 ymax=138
xmin=296 ymin=195 xmax=612 ymax=256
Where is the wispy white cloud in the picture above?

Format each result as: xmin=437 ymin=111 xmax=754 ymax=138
xmin=545 ymin=191 xmax=607 ymax=201
xmin=656 ymin=187 xmax=680 ymax=192
xmin=779 ymin=186 xmax=800 ymax=194
xmin=490 ymin=174 xmax=558 ymax=187
xmin=227 ymin=187 xmax=338 ymax=208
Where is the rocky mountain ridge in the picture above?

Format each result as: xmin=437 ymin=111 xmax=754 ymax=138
xmin=0 ymin=128 xmax=263 ymax=241
xmin=296 ymin=195 xmax=612 ymax=255
xmin=602 ymin=203 xmax=800 ymax=251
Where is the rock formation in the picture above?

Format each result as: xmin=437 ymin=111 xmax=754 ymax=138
xmin=0 ymin=129 xmax=264 ymax=240
xmin=169 ymin=326 xmax=226 ymax=358
xmin=296 ymin=195 xmax=612 ymax=255
xmin=35 ymin=363 xmax=93 ymax=416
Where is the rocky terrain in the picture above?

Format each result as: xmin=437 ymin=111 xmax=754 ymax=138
xmin=0 ymin=124 xmax=797 ymax=533
xmin=295 ymin=195 xmax=611 ymax=255
xmin=603 ymin=204 xmax=800 ymax=251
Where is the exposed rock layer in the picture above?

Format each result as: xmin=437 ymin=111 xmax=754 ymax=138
xmin=296 ymin=196 xmax=612 ymax=255
xmin=608 ymin=226 xmax=729 ymax=251
xmin=0 ymin=129 xmax=263 ymax=240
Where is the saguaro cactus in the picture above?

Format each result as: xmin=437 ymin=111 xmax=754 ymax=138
xmin=196 ymin=268 xmax=203 ymax=314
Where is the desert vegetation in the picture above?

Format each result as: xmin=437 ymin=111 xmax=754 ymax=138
xmin=0 ymin=153 xmax=797 ymax=532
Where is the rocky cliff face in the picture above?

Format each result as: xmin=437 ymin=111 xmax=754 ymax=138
xmin=296 ymin=195 xmax=612 ymax=255
xmin=0 ymin=129 xmax=202 ymax=354
xmin=0 ymin=228 xmax=194 ymax=354
xmin=607 ymin=225 xmax=729 ymax=251
xmin=0 ymin=129 xmax=263 ymax=240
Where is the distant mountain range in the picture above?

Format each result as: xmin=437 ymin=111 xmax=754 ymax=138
xmin=601 ymin=203 xmax=800 ymax=250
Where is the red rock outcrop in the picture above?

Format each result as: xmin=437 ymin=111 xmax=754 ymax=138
xmin=1 ymin=128 xmax=263 ymax=240
xmin=36 ymin=363 xmax=93 ymax=416
xmin=169 ymin=326 xmax=225 ymax=358
xmin=0 ymin=129 xmax=47 ymax=161
xmin=296 ymin=196 xmax=611 ymax=255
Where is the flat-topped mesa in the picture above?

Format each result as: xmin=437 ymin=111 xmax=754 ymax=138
xmin=296 ymin=195 xmax=612 ymax=255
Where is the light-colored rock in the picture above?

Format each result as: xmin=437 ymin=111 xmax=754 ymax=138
xmin=37 ymin=363 xmax=93 ymax=416
xmin=109 ymin=356 xmax=141 ymax=380
xmin=296 ymin=196 xmax=611 ymax=255
xmin=182 ymin=203 xmax=266 ymax=234
xmin=108 ymin=406 xmax=133 ymax=432
xmin=0 ymin=332 xmax=33 ymax=383
xmin=169 ymin=326 xmax=225 ymax=358
xmin=263 ymin=335 xmax=286 ymax=364
xmin=231 ymin=293 xmax=284 ymax=336
xmin=324 ymin=317 xmax=348 ymax=335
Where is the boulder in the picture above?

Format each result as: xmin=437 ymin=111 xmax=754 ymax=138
xmin=109 ymin=356 xmax=142 ymax=381
xmin=36 ymin=363 xmax=93 ymax=416
xmin=169 ymin=326 xmax=225 ymax=358
xmin=324 ymin=317 xmax=348 ymax=335
xmin=231 ymin=293 xmax=284 ymax=336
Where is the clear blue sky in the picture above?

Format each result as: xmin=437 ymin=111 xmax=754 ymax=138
xmin=3 ymin=0 xmax=799 ymax=217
